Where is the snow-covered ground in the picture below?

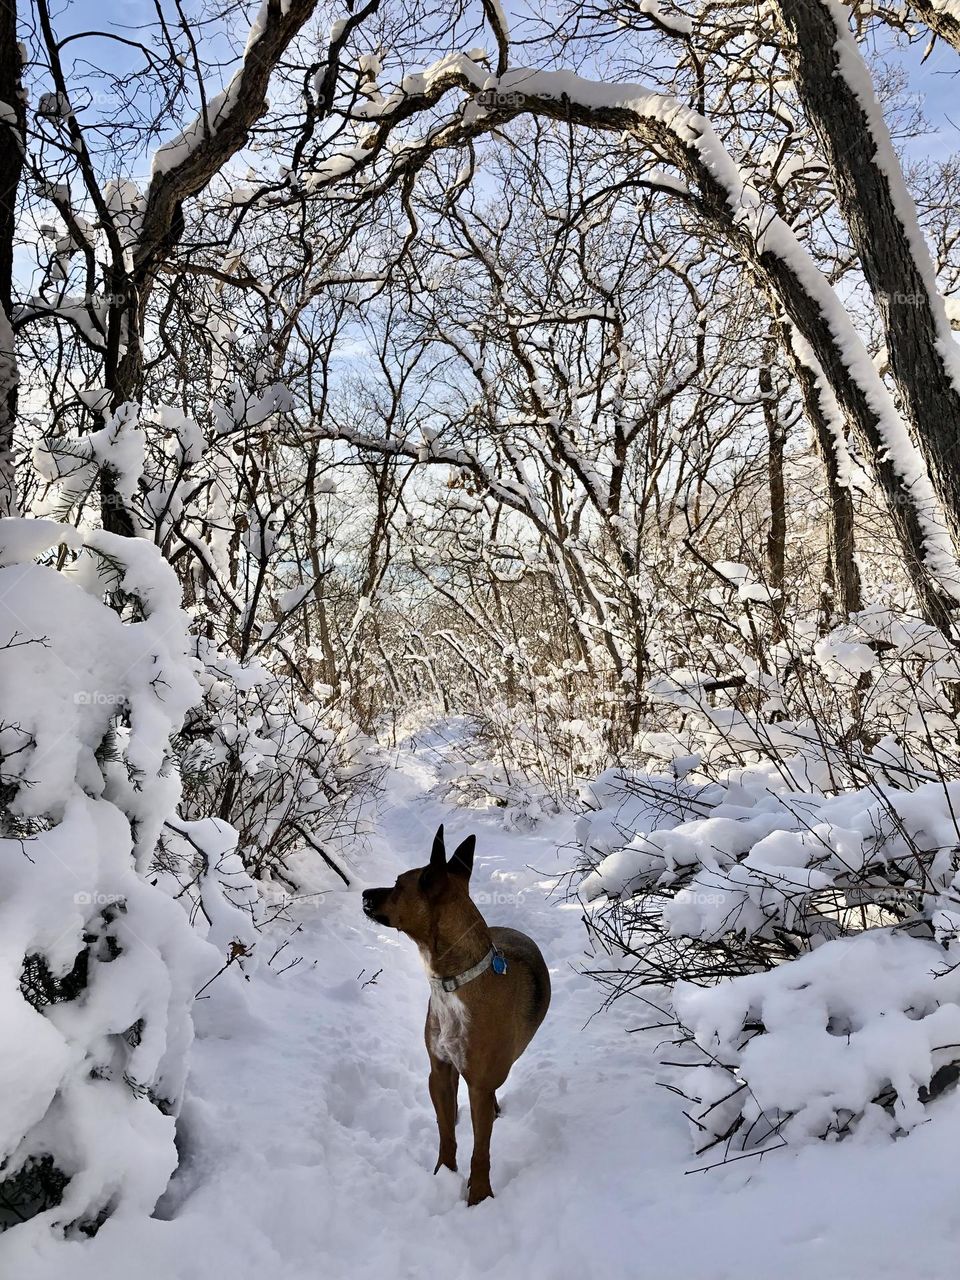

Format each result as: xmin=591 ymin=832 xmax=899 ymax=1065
xmin=7 ymin=737 xmax=960 ymax=1280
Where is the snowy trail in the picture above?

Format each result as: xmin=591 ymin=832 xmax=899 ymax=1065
xmin=9 ymin=740 xmax=960 ymax=1280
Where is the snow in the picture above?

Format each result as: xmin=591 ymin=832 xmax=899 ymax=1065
xmin=7 ymin=733 xmax=960 ymax=1277
xmin=486 ymin=0 xmax=510 ymax=40
xmin=103 ymin=180 xmax=145 ymax=249
xmin=158 ymin=404 xmax=205 ymax=464
xmin=277 ymin=580 xmax=315 ymax=614
xmin=78 ymin=386 xmax=110 ymax=415
xmin=635 ymin=0 xmax=694 ymax=34
xmin=88 ymin=404 xmax=145 ymax=504
xmin=0 ymin=515 xmax=79 ymax=566
xmin=37 ymin=91 xmax=72 ymax=120
xmin=9 ymin=0 xmax=960 ymax=1265
xmin=16 ymin=295 xmax=107 ymax=350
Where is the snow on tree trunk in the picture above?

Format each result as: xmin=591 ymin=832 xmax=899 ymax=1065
xmin=780 ymin=329 xmax=863 ymax=617
xmin=0 ymin=307 xmax=16 ymax=518
xmin=902 ymin=0 xmax=960 ymax=50
xmin=774 ymin=0 xmax=960 ymax=569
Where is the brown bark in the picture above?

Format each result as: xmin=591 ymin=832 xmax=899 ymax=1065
xmin=907 ymin=0 xmax=960 ymax=49
xmin=862 ymin=0 xmax=960 ymax=52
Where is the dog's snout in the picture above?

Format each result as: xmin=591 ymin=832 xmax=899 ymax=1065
xmin=362 ymin=887 xmax=389 ymax=919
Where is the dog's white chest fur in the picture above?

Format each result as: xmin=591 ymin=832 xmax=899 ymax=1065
xmin=429 ymin=988 xmax=470 ymax=1070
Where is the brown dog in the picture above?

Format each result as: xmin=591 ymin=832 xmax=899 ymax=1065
xmin=362 ymin=824 xmax=551 ymax=1205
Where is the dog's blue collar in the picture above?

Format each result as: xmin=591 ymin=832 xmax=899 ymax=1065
xmin=430 ymin=946 xmax=508 ymax=994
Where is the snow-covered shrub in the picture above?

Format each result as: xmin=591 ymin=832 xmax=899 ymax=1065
xmin=155 ymin=815 xmax=260 ymax=962
xmin=581 ymin=763 xmax=960 ymax=978
xmin=0 ymin=518 xmax=220 ymax=1235
xmin=454 ymin=764 xmax=564 ymax=831
xmin=33 ymin=387 xmax=383 ymax=892
xmin=578 ymin=612 xmax=960 ymax=1153
xmin=579 ymin=604 xmax=960 ymax=973
xmin=394 ymin=714 xmax=566 ymax=828
xmin=413 ymin=679 xmax=614 ymax=819
xmin=673 ymin=931 xmax=960 ymax=1157
xmin=638 ymin=604 xmax=960 ymax=785
xmin=176 ymin=642 xmax=380 ymax=889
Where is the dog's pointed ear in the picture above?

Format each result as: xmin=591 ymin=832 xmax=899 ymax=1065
xmin=447 ymin=834 xmax=475 ymax=880
xmin=429 ymin=824 xmax=446 ymax=871
xmin=420 ymin=825 xmax=448 ymax=895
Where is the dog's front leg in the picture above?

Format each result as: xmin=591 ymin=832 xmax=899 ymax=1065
xmin=466 ymin=1083 xmax=497 ymax=1205
xmin=429 ymin=1056 xmax=459 ymax=1173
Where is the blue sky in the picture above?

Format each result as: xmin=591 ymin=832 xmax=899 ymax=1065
xmin=48 ymin=0 xmax=960 ymax=162
xmin=867 ymin=23 xmax=960 ymax=161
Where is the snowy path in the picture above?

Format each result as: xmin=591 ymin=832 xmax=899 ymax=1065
xmin=9 ymin=741 xmax=960 ymax=1280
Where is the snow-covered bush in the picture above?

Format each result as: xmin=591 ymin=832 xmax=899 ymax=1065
xmin=424 ymin=716 xmax=567 ymax=827
xmin=578 ymin=608 xmax=960 ymax=1155
xmin=673 ymin=930 xmax=960 ymax=1157
xmin=176 ymin=642 xmax=380 ymax=889
xmin=32 ymin=383 xmax=384 ymax=890
xmin=581 ymin=760 xmax=960 ymax=974
xmin=0 ymin=518 xmax=221 ymax=1234
xmin=155 ymin=815 xmax=260 ymax=963
xmin=638 ymin=602 xmax=960 ymax=784
xmin=391 ymin=640 xmax=617 ymax=818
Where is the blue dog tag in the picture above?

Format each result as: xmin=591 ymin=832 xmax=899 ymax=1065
xmin=492 ymin=953 xmax=507 ymax=975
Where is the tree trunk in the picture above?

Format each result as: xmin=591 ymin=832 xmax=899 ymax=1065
xmin=752 ymin=241 xmax=952 ymax=632
xmin=782 ymin=334 xmax=863 ymax=619
xmin=760 ymin=347 xmax=788 ymax=639
xmin=0 ymin=0 xmax=24 ymax=516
